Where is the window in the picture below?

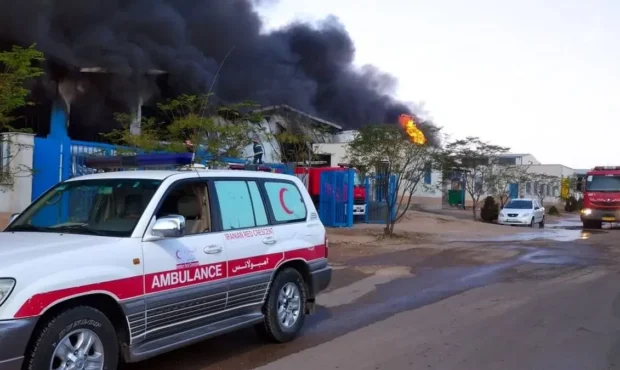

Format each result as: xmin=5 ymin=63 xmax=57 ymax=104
xmin=497 ymin=157 xmax=517 ymax=165
xmin=264 ymin=181 xmax=307 ymax=223
xmin=214 ymin=180 xmax=269 ymax=230
xmin=423 ymin=162 xmax=432 ymax=184
xmin=505 ymin=199 xmax=533 ymax=209
xmin=586 ymin=175 xmax=620 ymax=192
xmin=157 ymin=181 xmax=211 ymax=235
xmin=247 ymin=181 xmax=269 ymax=226
xmin=6 ymin=179 xmax=162 ymax=237
xmin=0 ymin=136 xmax=8 ymax=177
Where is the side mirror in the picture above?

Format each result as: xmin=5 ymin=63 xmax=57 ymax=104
xmin=8 ymin=213 xmax=19 ymax=224
xmin=151 ymin=215 xmax=186 ymax=238
xmin=534 ymin=207 xmax=540 ymax=210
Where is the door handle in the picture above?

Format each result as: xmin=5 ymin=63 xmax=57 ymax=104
xmin=262 ymin=237 xmax=277 ymax=245
xmin=204 ymin=245 xmax=222 ymax=254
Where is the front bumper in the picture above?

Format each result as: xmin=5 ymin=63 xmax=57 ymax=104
xmin=581 ymin=208 xmax=620 ymax=222
xmin=344 ymin=203 xmax=367 ymax=216
xmin=498 ymin=215 xmax=532 ymax=225
xmin=0 ymin=318 xmax=37 ymax=370
xmin=352 ymin=204 xmax=366 ymax=215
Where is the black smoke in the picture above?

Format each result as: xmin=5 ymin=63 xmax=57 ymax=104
xmin=0 ymin=0 xmax=438 ymax=143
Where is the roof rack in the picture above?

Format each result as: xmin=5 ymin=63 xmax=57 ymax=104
xmin=229 ymin=164 xmax=275 ymax=172
xmin=83 ymin=153 xmax=194 ymax=171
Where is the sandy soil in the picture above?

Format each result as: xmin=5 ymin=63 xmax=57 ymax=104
xmin=324 ymin=211 xmax=538 ymax=264
xmin=328 ymin=211 xmax=526 ymax=246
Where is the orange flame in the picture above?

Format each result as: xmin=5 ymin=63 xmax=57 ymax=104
xmin=398 ymin=114 xmax=426 ymax=145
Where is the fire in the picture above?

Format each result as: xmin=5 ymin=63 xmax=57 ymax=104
xmin=398 ymin=114 xmax=426 ymax=145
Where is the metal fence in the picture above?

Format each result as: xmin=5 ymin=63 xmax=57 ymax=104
xmin=364 ymin=174 xmax=397 ymax=224
xmin=318 ymin=169 xmax=354 ymax=228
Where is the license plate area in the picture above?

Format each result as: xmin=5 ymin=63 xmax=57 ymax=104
xmin=602 ymin=216 xmax=616 ymax=221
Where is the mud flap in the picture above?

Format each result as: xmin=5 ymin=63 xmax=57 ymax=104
xmin=305 ymin=299 xmax=316 ymax=315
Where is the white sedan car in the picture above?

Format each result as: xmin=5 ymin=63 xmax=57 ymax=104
xmin=498 ymin=198 xmax=545 ymax=228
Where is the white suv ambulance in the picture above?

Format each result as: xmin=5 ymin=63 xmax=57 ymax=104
xmin=0 ymin=160 xmax=331 ymax=370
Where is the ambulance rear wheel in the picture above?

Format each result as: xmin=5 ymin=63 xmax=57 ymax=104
xmin=256 ymin=267 xmax=307 ymax=343
xmin=25 ymin=306 xmax=119 ymax=370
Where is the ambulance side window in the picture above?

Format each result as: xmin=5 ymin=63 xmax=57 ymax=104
xmin=263 ymin=180 xmax=307 ymax=223
xmin=214 ymin=180 xmax=269 ymax=231
xmin=156 ymin=181 xmax=212 ymax=235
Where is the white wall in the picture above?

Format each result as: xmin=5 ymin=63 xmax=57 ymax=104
xmin=0 ymin=133 xmax=35 ymax=214
xmin=521 ymin=164 xmax=575 ymax=205
xmin=313 ymin=142 xmax=347 ymax=166
xmin=460 ymin=162 xmax=575 ymax=206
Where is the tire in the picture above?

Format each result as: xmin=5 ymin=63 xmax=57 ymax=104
xmin=539 ymin=216 xmax=545 ymax=228
xmin=256 ymin=268 xmax=307 ymax=343
xmin=25 ymin=306 xmax=119 ymax=370
xmin=530 ymin=217 xmax=535 ymax=227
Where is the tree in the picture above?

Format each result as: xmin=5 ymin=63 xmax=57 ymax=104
xmin=525 ymin=173 xmax=560 ymax=206
xmin=0 ymin=44 xmax=44 ymax=188
xmin=346 ymin=124 xmax=441 ymax=237
xmin=490 ymin=164 xmax=531 ymax=207
xmin=443 ymin=137 xmax=510 ymax=220
xmin=0 ymin=44 xmax=44 ymax=130
xmin=104 ymin=94 xmax=263 ymax=168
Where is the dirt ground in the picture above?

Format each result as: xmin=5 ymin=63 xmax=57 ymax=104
xmin=326 ymin=211 xmax=532 ymax=262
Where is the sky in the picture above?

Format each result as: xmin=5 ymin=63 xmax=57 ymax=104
xmin=257 ymin=0 xmax=620 ymax=169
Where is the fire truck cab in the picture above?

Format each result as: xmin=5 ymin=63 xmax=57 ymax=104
xmin=580 ymin=166 xmax=620 ymax=229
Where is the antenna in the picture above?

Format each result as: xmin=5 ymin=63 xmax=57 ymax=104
xmin=193 ymin=46 xmax=237 ymax=163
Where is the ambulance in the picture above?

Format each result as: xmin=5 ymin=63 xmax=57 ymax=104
xmin=0 ymin=153 xmax=331 ymax=370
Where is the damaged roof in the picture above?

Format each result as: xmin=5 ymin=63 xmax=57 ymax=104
xmin=254 ymin=104 xmax=342 ymax=130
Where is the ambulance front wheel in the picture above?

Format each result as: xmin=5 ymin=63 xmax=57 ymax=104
xmin=25 ymin=306 xmax=119 ymax=370
xmin=256 ymin=267 xmax=307 ymax=343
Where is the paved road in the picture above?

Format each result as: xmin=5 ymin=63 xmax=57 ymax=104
xmin=131 ymin=225 xmax=620 ymax=370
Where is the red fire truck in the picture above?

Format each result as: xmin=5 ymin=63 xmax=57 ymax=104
xmin=580 ymin=166 xmax=620 ymax=229
xmin=294 ymin=164 xmax=367 ymax=216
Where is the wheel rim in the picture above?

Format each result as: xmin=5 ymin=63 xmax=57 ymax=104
xmin=277 ymin=282 xmax=301 ymax=329
xmin=50 ymin=329 xmax=105 ymax=370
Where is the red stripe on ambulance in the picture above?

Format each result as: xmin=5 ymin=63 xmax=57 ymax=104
xmin=13 ymin=245 xmax=327 ymax=319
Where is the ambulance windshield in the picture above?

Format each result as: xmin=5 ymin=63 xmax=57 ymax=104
xmin=6 ymin=178 xmax=162 ymax=237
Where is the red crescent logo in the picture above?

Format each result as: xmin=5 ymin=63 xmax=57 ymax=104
xmin=176 ymin=251 xmax=182 ymax=259
xmin=279 ymin=188 xmax=294 ymax=215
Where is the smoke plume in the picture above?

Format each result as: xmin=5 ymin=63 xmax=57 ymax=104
xmin=0 ymin=0 xmax=437 ymax=143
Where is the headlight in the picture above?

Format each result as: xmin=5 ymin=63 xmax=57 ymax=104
xmin=582 ymin=208 xmax=592 ymax=216
xmin=0 ymin=279 xmax=16 ymax=306
xmin=522 ymin=213 xmax=530 ymax=217
xmin=499 ymin=213 xmax=505 ymax=217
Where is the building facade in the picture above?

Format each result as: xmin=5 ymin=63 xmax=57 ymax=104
xmin=313 ymin=139 xmax=444 ymax=210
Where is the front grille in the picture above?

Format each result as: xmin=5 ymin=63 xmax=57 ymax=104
xmin=507 ymin=214 xmax=518 ymax=217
